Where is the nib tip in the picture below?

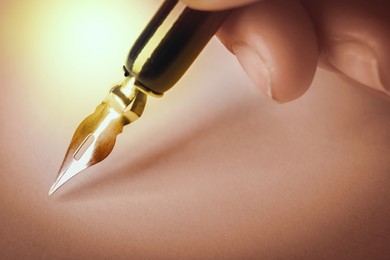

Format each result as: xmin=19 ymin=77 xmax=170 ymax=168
xmin=48 ymin=182 xmax=58 ymax=196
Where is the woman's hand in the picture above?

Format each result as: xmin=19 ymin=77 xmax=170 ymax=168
xmin=182 ymin=0 xmax=390 ymax=102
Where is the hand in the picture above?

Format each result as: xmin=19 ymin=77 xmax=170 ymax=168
xmin=181 ymin=0 xmax=390 ymax=102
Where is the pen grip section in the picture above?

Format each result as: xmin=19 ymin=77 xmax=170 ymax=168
xmin=125 ymin=0 xmax=230 ymax=95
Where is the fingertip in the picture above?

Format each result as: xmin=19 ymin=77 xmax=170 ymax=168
xmin=326 ymin=41 xmax=389 ymax=95
xmin=218 ymin=0 xmax=318 ymax=102
xmin=302 ymin=0 xmax=390 ymax=97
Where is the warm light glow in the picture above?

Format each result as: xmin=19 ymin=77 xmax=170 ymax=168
xmin=0 ymin=0 xmax=218 ymax=134
xmin=0 ymin=1 xmax=156 ymax=113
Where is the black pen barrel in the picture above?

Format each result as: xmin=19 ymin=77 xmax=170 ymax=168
xmin=125 ymin=0 xmax=230 ymax=95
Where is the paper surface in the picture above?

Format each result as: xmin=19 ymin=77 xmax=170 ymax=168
xmin=1 ymin=1 xmax=390 ymax=259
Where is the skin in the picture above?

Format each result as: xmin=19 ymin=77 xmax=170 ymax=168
xmin=182 ymin=0 xmax=390 ymax=102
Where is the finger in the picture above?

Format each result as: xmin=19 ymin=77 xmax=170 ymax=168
xmin=217 ymin=0 xmax=318 ymax=102
xmin=301 ymin=0 xmax=390 ymax=96
xmin=181 ymin=0 xmax=261 ymax=11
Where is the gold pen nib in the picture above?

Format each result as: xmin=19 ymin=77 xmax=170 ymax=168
xmin=49 ymin=77 xmax=148 ymax=196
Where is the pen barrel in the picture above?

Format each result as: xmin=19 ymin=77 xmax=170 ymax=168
xmin=125 ymin=0 xmax=230 ymax=95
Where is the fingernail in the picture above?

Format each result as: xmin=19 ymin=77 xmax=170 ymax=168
xmin=232 ymin=43 xmax=274 ymax=100
xmin=327 ymin=41 xmax=388 ymax=93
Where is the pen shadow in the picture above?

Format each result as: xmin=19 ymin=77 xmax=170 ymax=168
xmin=57 ymin=88 xmax=260 ymax=201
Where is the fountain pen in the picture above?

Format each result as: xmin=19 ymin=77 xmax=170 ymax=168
xmin=49 ymin=0 xmax=230 ymax=195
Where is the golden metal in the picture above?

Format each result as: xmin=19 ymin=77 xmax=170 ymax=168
xmin=48 ymin=1 xmax=229 ymax=196
xmin=48 ymin=77 xmax=147 ymax=196
xmin=134 ymin=84 xmax=163 ymax=98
